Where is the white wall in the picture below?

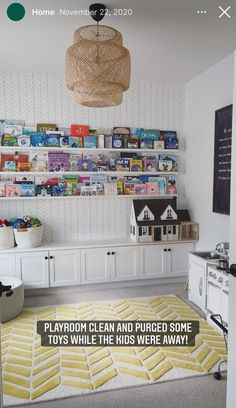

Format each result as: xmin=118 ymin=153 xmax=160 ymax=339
xmin=185 ymin=54 xmax=234 ymax=250
xmin=0 ymin=73 xmax=185 ymax=242
xmin=227 ymin=50 xmax=236 ymax=408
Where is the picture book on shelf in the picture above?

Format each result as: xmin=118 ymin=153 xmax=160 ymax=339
xmin=123 ymin=183 xmax=135 ymax=195
xmin=5 ymin=184 xmax=20 ymax=197
xmin=159 ymin=160 xmax=173 ymax=172
xmin=78 ymin=159 xmax=93 ymax=172
xmin=164 ymin=138 xmax=179 ymax=150
xmin=143 ymin=159 xmax=158 ymax=172
xmin=36 ymin=185 xmax=53 ymax=197
xmin=0 ymin=184 xmax=6 ymax=197
xmin=48 ymin=153 xmax=70 ymax=172
xmin=79 ymin=176 xmax=90 ymax=185
xmin=104 ymin=183 xmax=118 ymax=195
xmin=60 ymin=136 xmax=70 ymax=147
xmin=1 ymin=134 xmax=18 ymax=146
xmin=148 ymin=176 xmax=166 ymax=195
xmin=115 ymin=158 xmax=130 ymax=171
xmin=159 ymin=153 xmax=178 ymax=172
xmin=97 ymin=135 xmax=104 ymax=148
xmin=153 ymin=140 xmax=165 ymax=149
xmin=134 ymin=184 xmax=147 ymax=195
xmin=71 ymin=124 xmax=89 ymax=137
xmin=112 ymin=135 xmax=125 ymax=149
xmin=69 ymin=154 xmax=79 ymax=171
xmin=146 ymin=182 xmax=159 ymax=195
xmin=30 ymin=133 xmax=46 ymax=147
xmin=19 ymin=184 xmax=35 ymax=197
xmin=30 ymin=152 xmax=48 ymax=172
xmin=17 ymin=135 xmax=31 ymax=147
xmin=69 ymin=136 xmax=83 ymax=148
xmin=84 ymin=135 xmax=97 ymax=148
xmin=4 ymin=124 xmax=23 ymax=137
xmin=16 ymin=175 xmax=34 ymax=184
xmin=166 ymin=176 xmax=177 ymax=195
xmin=140 ymin=140 xmax=153 ymax=149
xmin=23 ymin=125 xmax=37 ymax=135
xmin=37 ymin=123 xmax=57 ymax=132
xmin=113 ymin=127 xmax=130 ymax=135
xmin=141 ymin=129 xmax=160 ymax=141
xmin=104 ymin=135 xmax=112 ymax=149
xmin=1 ymin=154 xmax=18 ymax=171
xmin=45 ymin=134 xmax=61 ymax=147
xmin=130 ymin=159 xmax=143 ymax=172
xmin=81 ymin=185 xmax=97 ymax=196
xmin=90 ymin=175 xmax=108 ymax=185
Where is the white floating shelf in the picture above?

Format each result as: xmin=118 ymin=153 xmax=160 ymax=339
xmin=0 ymin=195 xmax=178 ymax=201
xmin=0 ymin=171 xmax=178 ymax=176
xmin=0 ymin=146 xmax=179 ymax=154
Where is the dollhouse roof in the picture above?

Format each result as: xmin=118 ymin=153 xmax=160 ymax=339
xmin=132 ymin=198 xmax=190 ymax=226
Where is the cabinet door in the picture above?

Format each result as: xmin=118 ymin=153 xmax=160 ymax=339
xmin=140 ymin=245 xmax=165 ymax=279
xmin=110 ymin=246 xmax=139 ymax=281
xmin=221 ymin=289 xmax=229 ymax=325
xmin=15 ymin=251 xmax=49 ymax=289
xmin=0 ymin=254 xmax=16 ymax=277
xmin=207 ymin=281 xmax=221 ymax=315
xmin=49 ymin=250 xmax=80 ymax=287
xmin=188 ymin=260 xmax=206 ymax=310
xmin=81 ymin=248 xmax=110 ymax=284
xmin=166 ymin=243 xmax=194 ymax=277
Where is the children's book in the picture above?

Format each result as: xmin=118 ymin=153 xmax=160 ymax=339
xmin=4 ymin=125 xmax=23 ymax=137
xmin=60 ymin=136 xmax=70 ymax=147
xmin=37 ymin=124 xmax=57 ymax=132
xmin=36 ymin=185 xmax=53 ymax=197
xmin=97 ymin=135 xmax=104 ymax=148
xmin=117 ymin=179 xmax=124 ymax=195
xmin=112 ymin=135 xmax=125 ymax=149
xmin=149 ymin=176 xmax=166 ymax=195
xmin=5 ymin=184 xmax=20 ymax=197
xmin=69 ymin=154 xmax=79 ymax=171
xmin=141 ymin=129 xmax=160 ymax=141
xmin=1 ymin=154 xmax=18 ymax=171
xmin=78 ymin=159 xmax=93 ymax=172
xmin=1 ymin=134 xmax=18 ymax=146
xmin=159 ymin=153 xmax=178 ymax=172
xmin=104 ymin=135 xmax=112 ymax=148
xmin=123 ymin=183 xmax=135 ymax=195
xmin=126 ymin=176 xmax=141 ymax=184
xmin=104 ymin=183 xmax=118 ymax=195
xmin=130 ymin=128 xmax=143 ymax=137
xmin=81 ymin=185 xmax=97 ymax=196
xmin=23 ymin=125 xmax=37 ymax=135
xmin=69 ymin=136 xmax=83 ymax=148
xmin=79 ymin=176 xmax=90 ymax=185
xmin=17 ymin=135 xmax=31 ymax=147
xmin=90 ymin=175 xmax=108 ymax=185
xmin=115 ymin=158 xmax=130 ymax=171
xmin=159 ymin=160 xmax=173 ymax=172
xmin=164 ymin=138 xmax=179 ymax=150
xmin=146 ymin=182 xmax=159 ymax=195
xmin=140 ymin=140 xmax=153 ymax=149
xmin=63 ymin=176 xmax=78 ymax=196
xmin=30 ymin=152 xmax=48 ymax=172
xmin=153 ymin=140 xmax=165 ymax=149
xmin=0 ymin=183 xmax=6 ymax=197
xmin=166 ymin=176 xmax=177 ymax=195
xmin=58 ymin=127 xmax=71 ymax=136
xmin=71 ymin=124 xmax=89 ymax=137
xmin=52 ymin=184 xmax=67 ymax=196
xmin=48 ymin=153 xmax=70 ymax=172
xmin=84 ymin=135 xmax=97 ymax=148
xmin=161 ymin=131 xmax=177 ymax=140
xmin=130 ymin=159 xmax=143 ymax=172
xmin=30 ymin=133 xmax=46 ymax=147
xmin=45 ymin=134 xmax=61 ymax=147
xmin=16 ymin=175 xmax=34 ymax=184
xmin=143 ymin=159 xmax=158 ymax=172
xmin=19 ymin=184 xmax=35 ymax=197
xmin=134 ymin=184 xmax=147 ymax=195
xmin=113 ymin=127 xmax=130 ymax=135
xmin=17 ymin=154 xmax=30 ymax=172
xmin=127 ymin=136 xmax=139 ymax=149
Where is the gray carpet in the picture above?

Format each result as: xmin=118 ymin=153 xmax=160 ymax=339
xmin=9 ymin=374 xmax=227 ymax=408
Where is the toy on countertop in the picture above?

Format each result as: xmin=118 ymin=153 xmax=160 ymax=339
xmin=0 ymin=219 xmax=11 ymax=227
xmin=11 ymin=216 xmax=42 ymax=229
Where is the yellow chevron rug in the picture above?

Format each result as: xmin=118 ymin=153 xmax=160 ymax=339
xmin=1 ymin=295 xmax=227 ymax=405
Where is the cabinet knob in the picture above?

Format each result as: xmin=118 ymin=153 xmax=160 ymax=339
xmin=107 ymin=252 xmax=110 ymax=255
xmin=168 ymin=249 xmax=171 ymax=252
xmin=111 ymin=252 xmax=115 ymax=255
xmin=164 ymin=249 xmax=167 ymax=252
xmin=50 ymin=256 xmax=53 ymax=259
xmin=44 ymin=256 xmax=48 ymax=260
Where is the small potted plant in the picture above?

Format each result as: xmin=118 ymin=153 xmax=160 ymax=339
xmin=12 ymin=216 xmax=43 ymax=248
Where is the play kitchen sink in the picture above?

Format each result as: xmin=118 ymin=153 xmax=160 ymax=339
xmin=190 ymin=251 xmax=221 ymax=260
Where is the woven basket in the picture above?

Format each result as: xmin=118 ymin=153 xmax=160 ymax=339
xmin=66 ymin=25 xmax=131 ymax=107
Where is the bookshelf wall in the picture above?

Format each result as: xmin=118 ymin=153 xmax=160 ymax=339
xmin=0 ymin=72 xmax=185 ymax=241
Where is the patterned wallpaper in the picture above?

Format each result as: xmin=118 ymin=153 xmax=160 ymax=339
xmin=0 ymin=72 xmax=186 ymax=242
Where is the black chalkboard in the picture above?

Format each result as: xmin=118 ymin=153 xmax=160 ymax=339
xmin=213 ymin=104 xmax=232 ymax=215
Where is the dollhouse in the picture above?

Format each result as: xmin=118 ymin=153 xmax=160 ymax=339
xmin=130 ymin=198 xmax=198 ymax=242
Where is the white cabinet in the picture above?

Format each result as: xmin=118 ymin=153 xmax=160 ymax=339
xmin=81 ymin=248 xmax=110 ymax=284
xmin=166 ymin=243 xmax=193 ymax=277
xmin=188 ymin=256 xmax=206 ymax=311
xmin=15 ymin=251 xmax=49 ymax=289
xmin=81 ymin=246 xmax=139 ymax=284
xmin=110 ymin=246 xmax=139 ymax=281
xmin=0 ymin=254 xmax=16 ymax=277
xmin=140 ymin=245 xmax=165 ymax=278
xmin=49 ymin=250 xmax=80 ymax=287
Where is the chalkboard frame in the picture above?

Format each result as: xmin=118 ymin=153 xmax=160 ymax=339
xmin=213 ymin=104 xmax=232 ymax=216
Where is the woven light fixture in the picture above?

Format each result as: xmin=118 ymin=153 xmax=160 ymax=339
xmin=65 ymin=3 xmax=131 ymax=107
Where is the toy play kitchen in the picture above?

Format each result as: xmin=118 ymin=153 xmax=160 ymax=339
xmin=188 ymin=242 xmax=230 ymax=330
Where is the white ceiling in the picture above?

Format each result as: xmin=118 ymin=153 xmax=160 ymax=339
xmin=1 ymin=0 xmax=236 ymax=82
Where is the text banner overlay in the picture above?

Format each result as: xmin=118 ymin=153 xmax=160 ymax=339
xmin=37 ymin=320 xmax=199 ymax=347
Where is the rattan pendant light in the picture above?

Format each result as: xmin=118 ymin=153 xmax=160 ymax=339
xmin=66 ymin=3 xmax=131 ymax=107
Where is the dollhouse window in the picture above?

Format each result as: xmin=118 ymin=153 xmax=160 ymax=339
xmin=168 ymin=226 xmax=172 ymax=234
xmin=173 ymin=225 xmax=176 ymax=235
xmin=143 ymin=210 xmax=149 ymax=220
xmin=142 ymin=226 xmax=148 ymax=235
xmin=163 ymin=226 xmax=167 ymax=235
xmin=149 ymin=227 xmax=152 ymax=235
xmin=167 ymin=209 xmax=173 ymax=219
xmin=139 ymin=227 xmax=142 ymax=236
